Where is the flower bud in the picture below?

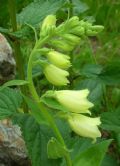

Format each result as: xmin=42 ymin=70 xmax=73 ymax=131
xmin=66 ymin=16 xmax=80 ymax=28
xmin=55 ymin=89 xmax=93 ymax=114
xmin=50 ymin=39 xmax=74 ymax=52
xmin=68 ymin=114 xmax=101 ymax=142
xmin=86 ymin=25 xmax=104 ymax=36
xmin=91 ymin=25 xmax=104 ymax=32
xmin=86 ymin=29 xmax=98 ymax=36
xmin=83 ymin=21 xmax=92 ymax=29
xmin=62 ymin=34 xmax=81 ymax=45
xmin=40 ymin=15 xmax=56 ymax=36
xmin=71 ymin=26 xmax=85 ymax=36
xmin=47 ymin=51 xmax=71 ymax=69
xmin=41 ymin=15 xmax=56 ymax=31
xmin=57 ymin=16 xmax=80 ymax=33
xmin=44 ymin=64 xmax=69 ymax=86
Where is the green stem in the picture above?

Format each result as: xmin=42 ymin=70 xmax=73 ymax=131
xmin=27 ymin=38 xmax=72 ymax=166
xmin=65 ymin=153 xmax=73 ymax=166
xmin=67 ymin=0 xmax=73 ymax=19
xmin=8 ymin=0 xmax=28 ymax=112
xmin=8 ymin=0 xmax=17 ymax=31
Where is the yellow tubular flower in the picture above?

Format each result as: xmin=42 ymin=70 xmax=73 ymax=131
xmin=44 ymin=64 xmax=69 ymax=86
xmin=47 ymin=51 xmax=71 ymax=69
xmin=55 ymin=89 xmax=93 ymax=114
xmin=68 ymin=114 xmax=101 ymax=142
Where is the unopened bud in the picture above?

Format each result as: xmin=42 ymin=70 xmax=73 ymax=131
xmin=40 ymin=15 xmax=56 ymax=37
xmin=71 ymin=26 xmax=85 ymax=36
xmin=86 ymin=29 xmax=98 ymax=36
xmin=47 ymin=51 xmax=71 ymax=69
xmin=66 ymin=16 xmax=80 ymax=28
xmin=57 ymin=16 xmax=80 ymax=33
xmin=44 ymin=64 xmax=69 ymax=86
xmin=86 ymin=25 xmax=104 ymax=36
xmin=50 ymin=39 xmax=74 ymax=52
xmin=41 ymin=15 xmax=56 ymax=31
xmin=62 ymin=34 xmax=81 ymax=45
xmin=91 ymin=25 xmax=104 ymax=32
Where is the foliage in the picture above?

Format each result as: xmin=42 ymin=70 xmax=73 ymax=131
xmin=73 ymin=140 xmax=112 ymax=166
xmin=17 ymin=0 xmax=64 ymax=26
xmin=13 ymin=114 xmax=61 ymax=166
xmin=0 ymin=88 xmax=22 ymax=119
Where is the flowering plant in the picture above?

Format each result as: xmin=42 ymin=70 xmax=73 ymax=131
xmin=25 ymin=15 xmax=103 ymax=165
xmin=0 ymin=4 xmax=112 ymax=165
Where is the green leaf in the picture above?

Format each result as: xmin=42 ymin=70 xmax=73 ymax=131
xmin=0 ymin=80 xmax=28 ymax=91
xmin=64 ymin=137 xmax=92 ymax=160
xmin=101 ymin=154 xmax=119 ymax=166
xmin=0 ymin=0 xmax=9 ymax=27
xmin=72 ymin=0 xmax=89 ymax=15
xmin=41 ymin=95 xmax=69 ymax=113
xmin=17 ymin=0 xmax=64 ymax=25
xmin=101 ymin=108 xmax=120 ymax=132
xmin=73 ymin=140 xmax=112 ymax=166
xmin=47 ymin=137 xmax=68 ymax=159
xmin=0 ymin=88 xmax=22 ymax=119
xmin=23 ymin=95 xmax=48 ymax=125
xmin=100 ymin=60 xmax=120 ymax=85
xmin=75 ymin=78 xmax=104 ymax=107
xmin=0 ymin=27 xmax=9 ymax=34
xmin=60 ymin=137 xmax=93 ymax=166
xmin=12 ymin=114 xmax=61 ymax=166
xmin=81 ymin=64 xmax=103 ymax=78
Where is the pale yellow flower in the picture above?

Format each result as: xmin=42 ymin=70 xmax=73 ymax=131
xmin=47 ymin=51 xmax=71 ymax=69
xmin=44 ymin=64 xmax=69 ymax=86
xmin=68 ymin=114 xmax=101 ymax=141
xmin=55 ymin=89 xmax=93 ymax=114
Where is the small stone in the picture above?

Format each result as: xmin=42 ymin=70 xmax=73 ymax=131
xmin=0 ymin=119 xmax=28 ymax=165
xmin=0 ymin=33 xmax=16 ymax=84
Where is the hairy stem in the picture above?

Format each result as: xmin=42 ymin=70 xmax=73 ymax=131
xmin=27 ymin=38 xmax=72 ymax=166
xmin=8 ymin=0 xmax=28 ymax=112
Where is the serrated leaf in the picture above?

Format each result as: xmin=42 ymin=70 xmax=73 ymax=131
xmin=12 ymin=114 xmax=61 ymax=166
xmin=47 ymin=137 xmax=68 ymax=159
xmin=0 ymin=80 xmax=28 ymax=91
xmin=101 ymin=108 xmax=120 ymax=132
xmin=100 ymin=60 xmax=120 ymax=85
xmin=81 ymin=64 xmax=103 ymax=78
xmin=75 ymin=78 xmax=104 ymax=105
xmin=17 ymin=0 xmax=64 ymax=25
xmin=0 ymin=88 xmax=22 ymax=119
xmin=73 ymin=140 xmax=112 ymax=166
